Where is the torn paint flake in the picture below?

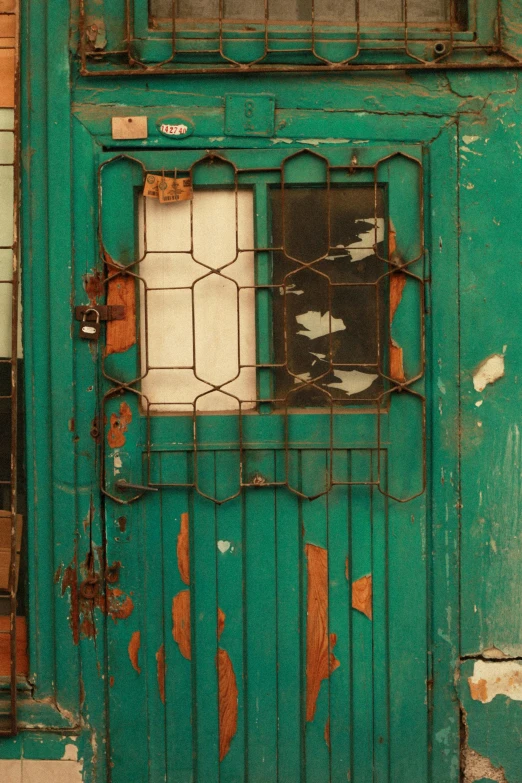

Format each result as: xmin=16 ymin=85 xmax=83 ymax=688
xmin=468 ymin=660 xmax=522 ymax=703
xmin=352 ymin=575 xmax=372 ymax=620
xmin=345 ymin=217 xmax=385 ymax=262
xmin=296 ymin=310 xmax=346 ymax=340
xmin=462 ymin=746 xmax=507 ymax=783
xmin=472 ymin=354 xmax=505 ymax=392
xmin=172 ymin=590 xmax=191 ymax=660
xmin=305 ymin=544 xmax=340 ymax=723
xmin=177 ymin=512 xmax=190 ymax=585
xmin=128 ymin=631 xmax=141 ymax=674
xmin=327 ymin=369 xmax=378 ymax=396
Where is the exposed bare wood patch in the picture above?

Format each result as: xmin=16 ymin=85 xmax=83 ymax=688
xmin=217 ymin=607 xmax=226 ymax=641
xmin=177 ymin=512 xmax=190 ymax=585
xmin=324 ymin=717 xmax=330 ymax=749
xmin=83 ymin=270 xmax=104 ymax=303
xmin=217 ymin=648 xmax=238 ymax=761
xmin=156 ymin=644 xmax=166 ymax=705
xmin=172 ymin=590 xmax=191 ymax=660
xmin=0 ymin=616 xmax=28 ymax=676
xmin=305 ymin=543 xmax=340 ymax=723
xmin=389 ymin=272 xmax=407 ymax=383
xmin=390 ymin=340 xmax=406 ymax=384
xmin=128 ymin=631 xmax=141 ymax=674
xmin=105 ymin=255 xmax=136 ymax=356
xmin=107 ymin=401 xmax=132 ymax=449
xmin=352 ymin=575 xmax=373 ymax=620
xmin=0 ymin=48 xmax=14 ymax=108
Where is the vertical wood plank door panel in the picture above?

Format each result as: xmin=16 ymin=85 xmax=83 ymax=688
xmin=86 ymin=137 xmax=458 ymax=783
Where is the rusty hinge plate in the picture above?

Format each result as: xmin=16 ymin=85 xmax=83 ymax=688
xmin=74 ymin=305 xmax=125 ymax=322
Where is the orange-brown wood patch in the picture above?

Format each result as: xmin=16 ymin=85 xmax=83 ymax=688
xmin=217 ymin=648 xmax=238 ymax=761
xmin=217 ymin=607 xmax=225 ymax=641
xmin=156 ymin=643 xmax=166 ymax=704
xmin=0 ymin=48 xmax=14 ymax=107
xmin=172 ymin=590 xmax=191 ymax=660
xmin=107 ymin=401 xmax=132 ymax=449
xmin=389 ymin=272 xmax=407 ymax=383
xmin=105 ymin=255 xmax=136 ymax=357
xmin=324 ymin=717 xmax=330 ymax=749
xmin=0 ymin=616 xmax=29 ymax=676
xmin=305 ymin=544 xmax=340 ymax=723
xmin=177 ymin=513 xmax=190 ymax=585
xmin=352 ymin=575 xmax=373 ymax=620
xmin=128 ymin=631 xmax=141 ymax=674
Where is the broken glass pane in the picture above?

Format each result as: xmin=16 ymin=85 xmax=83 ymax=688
xmin=271 ymin=186 xmax=386 ymax=407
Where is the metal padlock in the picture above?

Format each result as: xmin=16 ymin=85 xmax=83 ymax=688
xmin=80 ymin=307 xmax=101 ymax=340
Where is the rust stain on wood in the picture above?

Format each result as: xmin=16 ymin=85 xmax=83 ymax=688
xmin=217 ymin=648 xmax=238 ymax=761
xmin=128 ymin=631 xmax=141 ymax=674
xmin=102 ymin=587 xmax=135 ymax=622
xmin=156 ymin=643 xmax=166 ymax=705
xmin=61 ymin=553 xmax=80 ymax=645
xmin=305 ymin=543 xmax=340 ymax=723
xmin=324 ymin=717 xmax=330 ymax=749
xmin=84 ymin=270 xmax=104 ymax=303
xmin=172 ymin=590 xmax=191 ymax=660
xmin=177 ymin=512 xmax=190 ymax=585
xmin=0 ymin=616 xmax=29 ymax=676
xmin=352 ymin=575 xmax=373 ymax=620
xmin=107 ymin=401 xmax=132 ymax=449
xmin=105 ymin=254 xmax=136 ymax=356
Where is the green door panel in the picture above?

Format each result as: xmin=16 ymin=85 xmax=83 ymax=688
xmin=71 ymin=131 xmax=459 ymax=782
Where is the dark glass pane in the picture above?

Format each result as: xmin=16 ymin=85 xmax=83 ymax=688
xmin=271 ymin=186 xmax=386 ymax=407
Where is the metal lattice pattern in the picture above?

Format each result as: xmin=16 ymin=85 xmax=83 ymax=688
xmin=78 ymin=0 xmax=521 ymax=75
xmin=99 ymin=150 xmax=426 ymax=505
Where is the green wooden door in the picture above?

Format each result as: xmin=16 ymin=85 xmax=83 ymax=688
xmin=76 ymin=131 xmax=457 ymax=782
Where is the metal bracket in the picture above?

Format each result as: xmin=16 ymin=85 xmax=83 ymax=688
xmin=75 ymin=305 xmax=125 ymax=322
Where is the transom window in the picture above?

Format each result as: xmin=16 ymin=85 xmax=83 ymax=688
xmin=151 ymin=0 xmax=452 ymax=23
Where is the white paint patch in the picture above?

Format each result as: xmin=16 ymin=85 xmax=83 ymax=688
xmin=473 ymin=353 xmax=505 ymax=392
xmin=113 ymin=454 xmax=122 ymax=475
xmin=475 ymin=400 xmax=483 ymax=407
xmin=437 ymin=378 xmax=446 ymax=395
xmin=294 ymin=372 xmax=312 ymax=384
xmin=462 ymin=135 xmax=479 ymax=145
xmin=217 ymin=540 xmax=231 ymax=554
xmin=295 ymin=311 xmax=346 ymax=340
xmin=327 ymin=370 xmax=378 ymax=396
xmin=279 ymin=283 xmax=304 ymax=295
xmin=469 ymin=660 xmax=522 ymax=703
xmin=345 ymin=218 xmax=385 ymax=262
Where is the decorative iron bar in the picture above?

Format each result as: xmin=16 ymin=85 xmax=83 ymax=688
xmin=77 ymin=0 xmax=521 ymax=75
xmin=0 ymin=4 xmax=20 ymax=737
xmin=98 ymin=150 xmax=426 ymax=505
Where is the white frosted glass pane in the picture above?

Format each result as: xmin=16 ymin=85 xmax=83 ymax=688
xmin=140 ymin=190 xmax=256 ymax=412
xmin=0 ymin=132 xmax=14 ymax=165
xmin=0 ymin=110 xmax=14 ymax=132
xmin=0 ymin=282 xmax=12 ymax=358
xmin=0 ymin=249 xmax=13 ymax=281
xmin=0 ymin=166 xmax=13 ymax=247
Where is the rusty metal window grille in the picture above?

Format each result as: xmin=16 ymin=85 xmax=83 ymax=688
xmin=0 ymin=33 xmax=21 ymax=734
xmin=77 ymin=0 xmax=521 ymax=74
xmin=99 ymin=150 xmax=425 ymax=505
